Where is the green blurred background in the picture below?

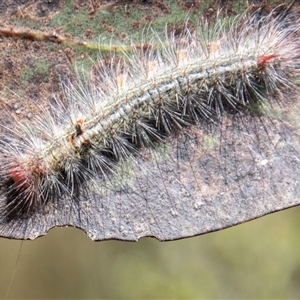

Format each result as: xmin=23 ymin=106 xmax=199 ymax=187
xmin=1 ymin=206 xmax=300 ymax=298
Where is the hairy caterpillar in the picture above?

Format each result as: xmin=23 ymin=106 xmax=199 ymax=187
xmin=0 ymin=3 xmax=300 ymax=240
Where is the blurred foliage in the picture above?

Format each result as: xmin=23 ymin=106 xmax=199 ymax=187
xmin=1 ymin=207 xmax=300 ymax=298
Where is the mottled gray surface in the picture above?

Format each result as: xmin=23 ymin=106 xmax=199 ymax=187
xmin=0 ymin=0 xmax=299 ymax=241
xmin=1 ymin=112 xmax=299 ymax=241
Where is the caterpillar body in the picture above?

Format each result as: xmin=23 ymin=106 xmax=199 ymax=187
xmin=0 ymin=4 xmax=300 ymax=240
